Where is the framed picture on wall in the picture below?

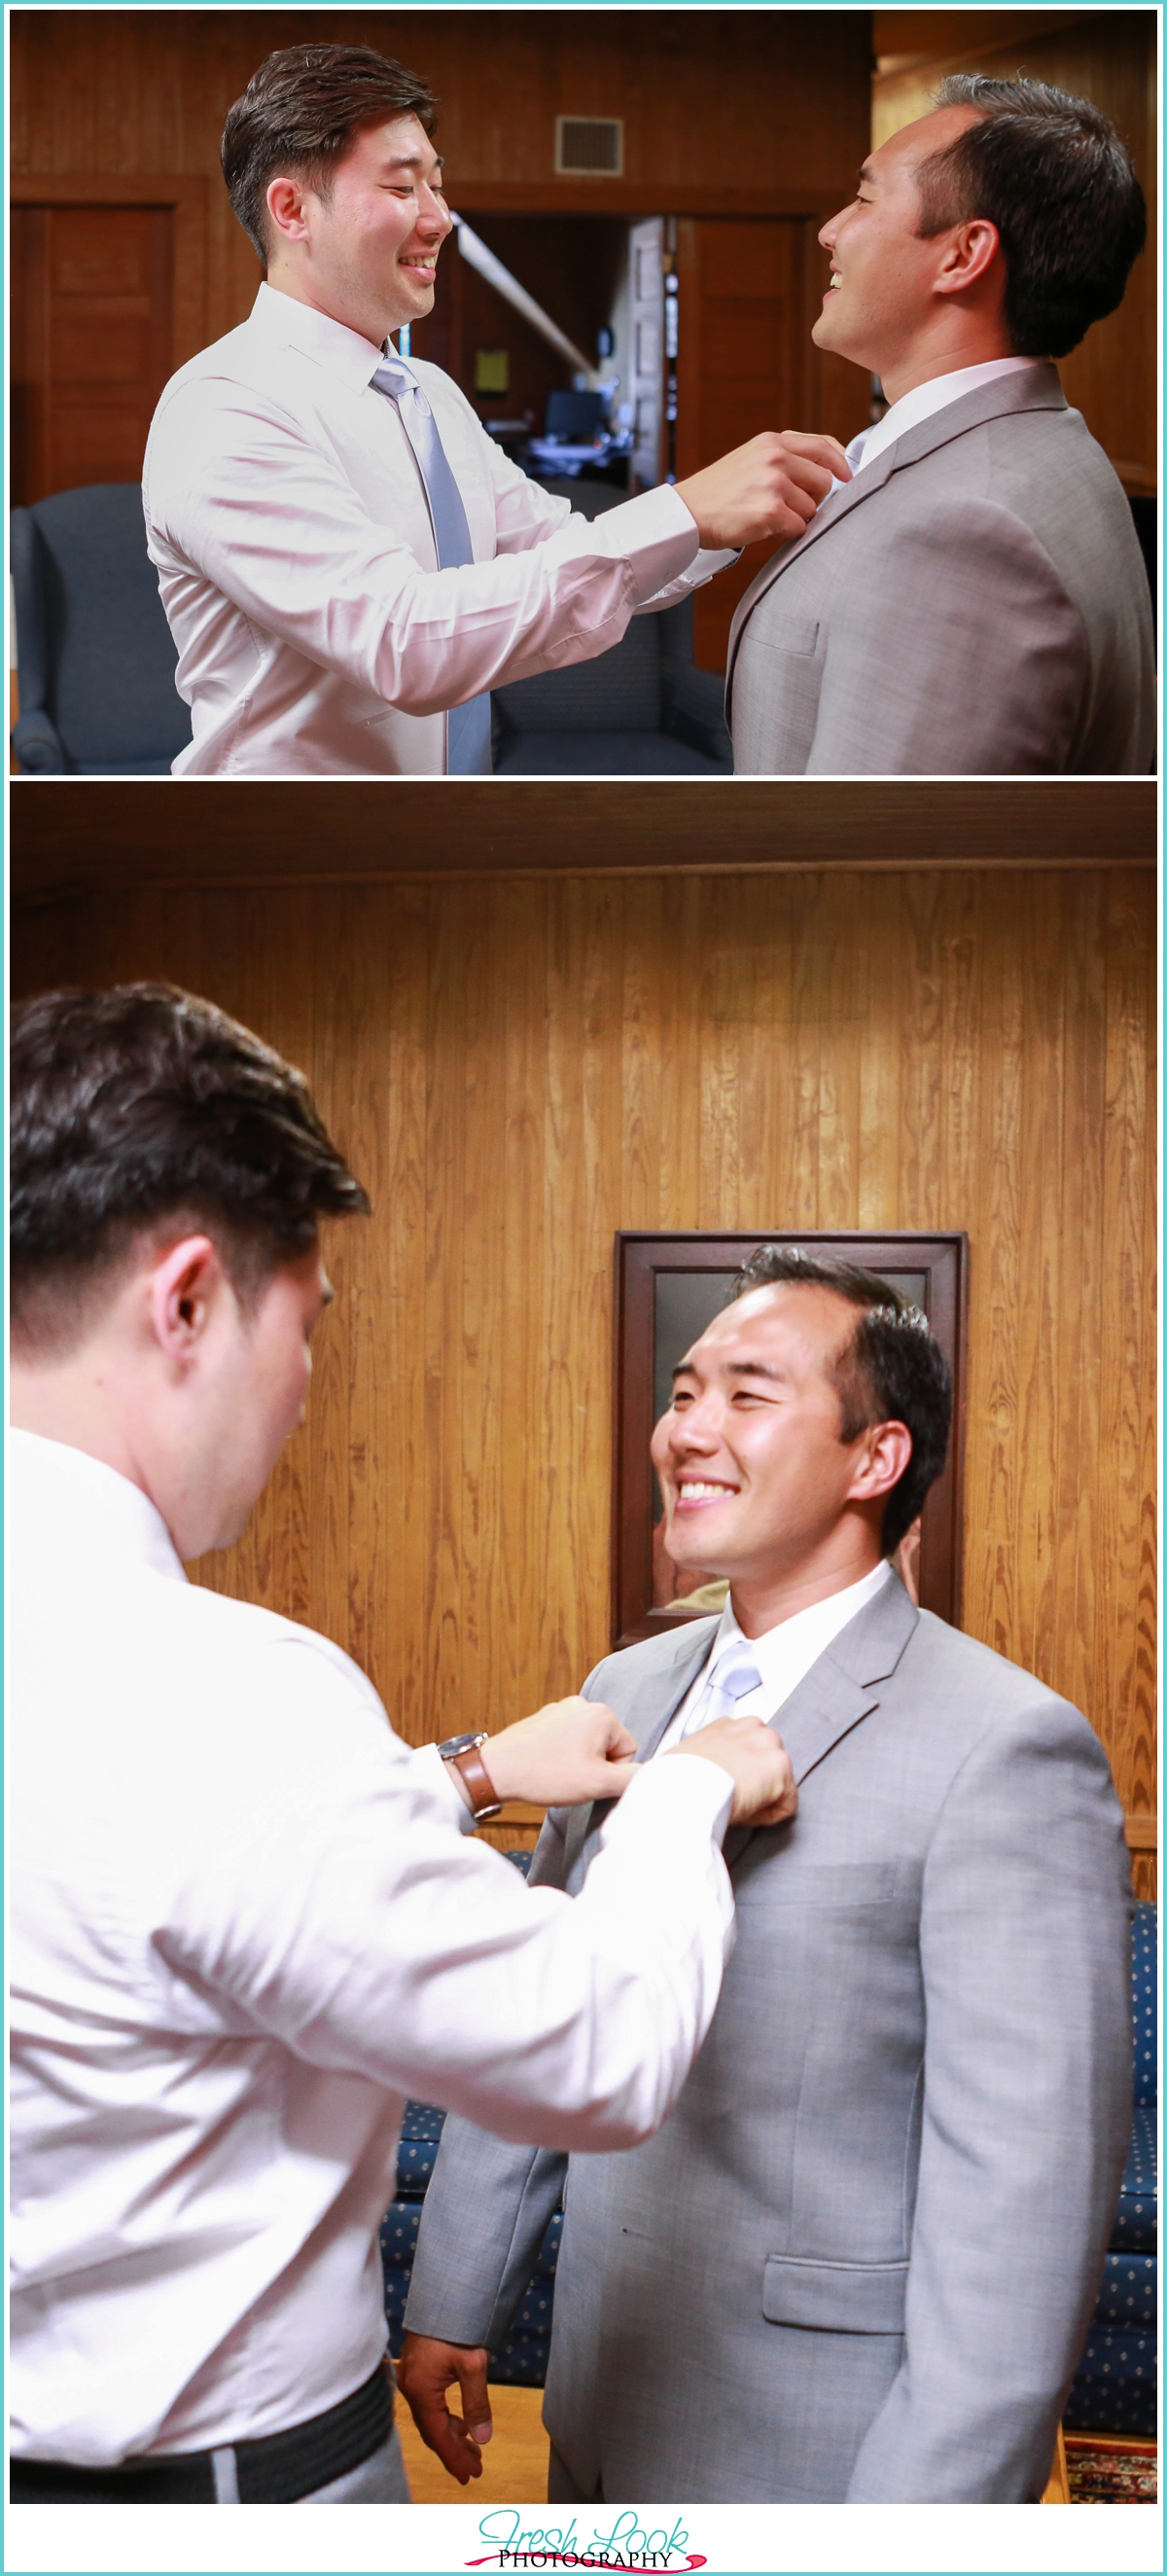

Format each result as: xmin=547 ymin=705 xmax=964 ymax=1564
xmin=612 ymin=1231 xmax=969 ymax=1648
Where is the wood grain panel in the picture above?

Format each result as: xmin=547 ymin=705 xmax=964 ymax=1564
xmin=12 ymin=865 xmax=1155 ymax=1843
xmin=675 ymin=217 xmax=844 ymax=671
xmin=12 ymin=11 xmax=871 ymax=353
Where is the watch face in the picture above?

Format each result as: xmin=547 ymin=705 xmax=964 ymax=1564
xmin=438 ymin=1732 xmax=487 ymax=1760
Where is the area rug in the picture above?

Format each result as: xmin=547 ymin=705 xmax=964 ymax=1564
xmin=1065 ymin=2435 xmax=1157 ymax=2502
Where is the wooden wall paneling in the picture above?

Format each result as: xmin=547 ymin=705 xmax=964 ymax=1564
xmin=10 ymin=867 xmax=1155 ymax=1849
xmin=10 ymin=11 xmax=871 ymax=418
xmin=503 ymin=877 xmax=556 ymax=1716
xmin=421 ymin=881 xmax=464 ymax=1738
xmin=1053 ymin=872 xmax=1106 ymax=1734
xmin=1019 ymin=872 xmax=1067 ymax=1681
xmin=966 ymin=867 xmax=1022 ymax=1664
xmin=656 ymin=877 xmax=703 ymax=1234
xmin=385 ymin=887 xmax=431 ymax=1739
xmin=676 ymin=218 xmax=813 ymax=668
xmin=11 ymin=205 xmax=49 ymax=508
xmin=1099 ymin=874 xmax=1156 ymax=1823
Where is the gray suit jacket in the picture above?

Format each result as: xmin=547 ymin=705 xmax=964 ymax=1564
xmin=725 ymin=365 xmax=1154 ymax=775
xmin=406 ymin=1580 xmax=1132 ymax=2501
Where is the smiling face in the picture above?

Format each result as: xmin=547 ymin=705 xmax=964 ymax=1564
xmin=813 ymin=103 xmax=983 ymax=384
xmin=266 ymin=111 xmax=452 ymax=342
xmin=651 ymin=1282 xmax=895 ymax=1613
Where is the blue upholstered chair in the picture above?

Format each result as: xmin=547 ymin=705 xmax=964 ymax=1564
xmin=1064 ymin=1899 xmax=1157 ymax=2437
xmin=10 ymin=483 xmax=192 ymax=774
xmin=381 ymin=1849 xmax=562 ymax=2386
xmin=491 ymin=593 xmax=733 ymax=776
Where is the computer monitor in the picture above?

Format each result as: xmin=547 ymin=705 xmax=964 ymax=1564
xmin=544 ymin=390 xmax=607 ymax=443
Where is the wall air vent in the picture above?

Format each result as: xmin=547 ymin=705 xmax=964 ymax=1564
xmin=554 ymin=116 xmax=623 ymax=177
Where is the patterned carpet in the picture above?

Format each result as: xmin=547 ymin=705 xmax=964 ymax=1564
xmin=1065 ymin=2435 xmax=1157 ymax=2503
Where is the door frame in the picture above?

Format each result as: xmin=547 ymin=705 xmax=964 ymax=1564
xmin=11 ymin=173 xmax=208 ymax=374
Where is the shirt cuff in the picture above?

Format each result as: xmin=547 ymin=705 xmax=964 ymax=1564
xmin=599 ymin=1743 xmax=735 ymax=1849
xmin=416 ymin=1739 xmax=479 ymax=1834
xmin=581 ymin=483 xmax=703 ymax=606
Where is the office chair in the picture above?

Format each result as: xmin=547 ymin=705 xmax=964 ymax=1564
xmin=11 ymin=482 xmax=192 ymax=774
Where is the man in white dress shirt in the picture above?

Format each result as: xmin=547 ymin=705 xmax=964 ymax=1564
xmin=8 ymin=983 xmax=795 ymax=2504
xmin=400 ymin=1246 xmax=1131 ymax=2502
xmin=727 ymin=75 xmax=1154 ymax=772
xmin=144 ymin=43 xmax=849 ymax=777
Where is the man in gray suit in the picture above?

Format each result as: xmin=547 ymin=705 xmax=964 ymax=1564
xmin=728 ymin=76 xmax=1153 ymax=774
xmin=399 ymin=1247 xmax=1132 ymax=2502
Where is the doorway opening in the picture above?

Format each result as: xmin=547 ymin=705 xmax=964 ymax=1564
xmin=410 ymin=209 xmax=815 ymax=672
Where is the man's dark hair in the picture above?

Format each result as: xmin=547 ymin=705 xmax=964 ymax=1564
xmin=11 ymin=984 xmax=370 ymax=1356
xmin=913 ymin=73 xmax=1146 ymax=359
xmin=730 ymin=1245 xmax=951 ymax=1556
xmin=222 ymin=43 xmax=439 ymax=264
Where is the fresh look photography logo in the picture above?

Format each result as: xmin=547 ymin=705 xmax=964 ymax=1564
xmin=466 ymin=2507 xmax=707 ymax=2568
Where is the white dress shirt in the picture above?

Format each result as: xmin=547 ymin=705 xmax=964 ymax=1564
xmin=143 ymin=284 xmax=733 ymax=777
xmin=9 ymin=1429 xmax=734 ymax=2465
xmin=658 ymin=1557 xmax=894 ymax=1749
xmin=831 ymin=356 xmax=1038 ymax=491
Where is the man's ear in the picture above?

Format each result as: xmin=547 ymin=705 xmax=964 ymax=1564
xmin=266 ymin=173 xmax=314 ymax=248
xmin=145 ymin=1235 xmax=229 ymax=1369
xmin=933 ymin=216 xmax=1003 ymax=300
xmin=846 ymin=1417 xmax=913 ymax=1507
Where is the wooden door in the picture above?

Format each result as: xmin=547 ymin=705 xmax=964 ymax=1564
xmin=676 ymin=217 xmax=809 ymax=673
xmin=12 ymin=202 xmax=175 ymax=504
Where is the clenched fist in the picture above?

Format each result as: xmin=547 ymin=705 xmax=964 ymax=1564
xmin=667 ymin=1713 xmax=797 ymax=1828
xmin=461 ymin=1698 xmax=639 ymax=1810
xmin=676 ymin=430 xmax=852 ymax=551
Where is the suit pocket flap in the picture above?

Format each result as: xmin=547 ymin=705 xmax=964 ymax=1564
xmin=769 ymin=617 xmax=820 ymax=658
xmin=762 ymin=2254 xmax=907 ymax=2335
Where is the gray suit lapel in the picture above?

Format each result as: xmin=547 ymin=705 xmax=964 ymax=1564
xmin=723 ymin=1574 xmax=918 ymax=1870
xmin=725 ymin=362 xmax=1067 ymax=705
xmin=566 ymin=1583 xmax=917 ymax=1880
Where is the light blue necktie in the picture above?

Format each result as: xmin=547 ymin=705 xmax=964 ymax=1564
xmin=684 ymin=1636 xmax=763 ymax=1737
xmin=371 ymin=347 xmax=493 ymax=775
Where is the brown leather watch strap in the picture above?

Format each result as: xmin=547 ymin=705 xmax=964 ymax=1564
xmin=445 ymin=1739 xmax=502 ymax=1821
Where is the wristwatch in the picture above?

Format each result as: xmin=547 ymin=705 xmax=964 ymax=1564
xmin=438 ymin=1730 xmax=503 ymax=1822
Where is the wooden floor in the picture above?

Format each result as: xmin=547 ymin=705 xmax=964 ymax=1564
xmin=398 ymin=2382 xmax=550 ymax=2506
xmin=398 ymin=2393 xmax=1077 ymax=2505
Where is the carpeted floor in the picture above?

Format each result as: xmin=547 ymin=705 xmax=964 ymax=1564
xmin=1065 ymin=2435 xmax=1157 ymax=2503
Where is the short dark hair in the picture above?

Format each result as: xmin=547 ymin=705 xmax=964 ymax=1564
xmin=11 ymin=984 xmax=370 ymax=1356
xmin=730 ymin=1246 xmax=951 ymax=1556
xmin=222 ymin=43 xmax=439 ymax=264
xmin=913 ymin=73 xmax=1146 ymax=359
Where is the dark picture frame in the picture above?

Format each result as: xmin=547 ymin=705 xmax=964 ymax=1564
xmin=612 ymin=1231 xmax=969 ymax=1648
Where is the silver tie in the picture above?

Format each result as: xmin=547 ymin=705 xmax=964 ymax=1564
xmin=684 ymin=1636 xmax=763 ymax=1736
xmin=371 ymin=348 xmax=493 ymax=775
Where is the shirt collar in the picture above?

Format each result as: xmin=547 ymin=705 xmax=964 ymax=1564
xmin=11 ymin=1426 xmax=189 ymax=1583
xmin=848 ymin=355 xmax=1038 ymax=480
xmin=709 ymin=1556 xmax=894 ymax=1695
xmin=249 ymin=279 xmax=394 ymax=394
